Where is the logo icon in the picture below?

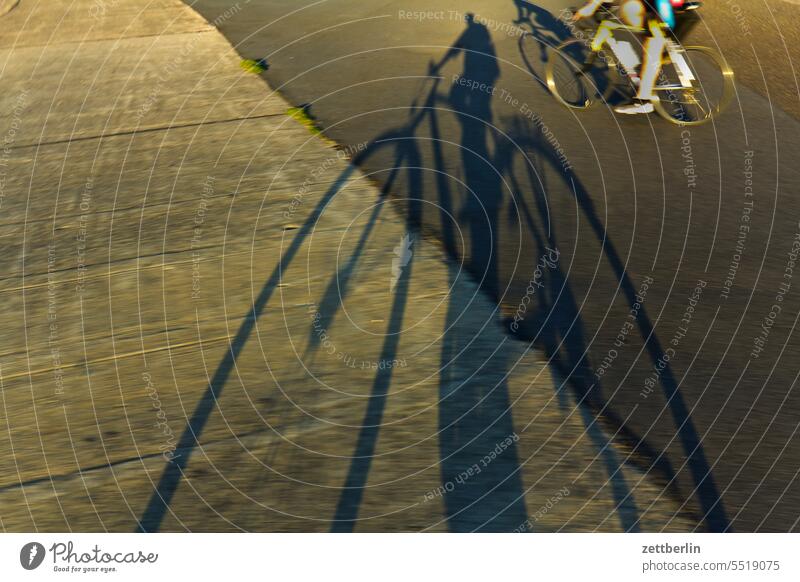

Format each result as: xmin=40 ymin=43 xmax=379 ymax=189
xmin=391 ymin=234 xmax=414 ymax=291
xmin=20 ymin=542 xmax=46 ymax=570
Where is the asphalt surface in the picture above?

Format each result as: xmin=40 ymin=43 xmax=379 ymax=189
xmin=1 ymin=0 xmax=705 ymax=533
xmin=187 ymin=0 xmax=800 ymax=531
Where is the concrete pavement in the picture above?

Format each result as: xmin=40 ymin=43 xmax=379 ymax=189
xmin=0 ymin=0 xmax=694 ymax=531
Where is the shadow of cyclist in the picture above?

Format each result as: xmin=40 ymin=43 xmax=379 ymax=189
xmin=409 ymin=14 xmax=527 ymax=531
xmin=432 ymin=13 xmax=503 ymax=300
xmin=327 ymin=10 xmax=727 ymax=533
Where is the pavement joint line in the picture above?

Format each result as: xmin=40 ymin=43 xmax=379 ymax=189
xmin=4 ymin=320 xmax=204 ymax=353
xmin=0 ymin=333 xmax=236 ymax=382
xmin=0 ymin=449 xmax=177 ymax=494
xmin=0 ymin=416 xmax=350 ymax=494
xmin=0 ymin=205 xmax=384 ymax=290
xmin=3 ymin=112 xmax=288 ymax=152
xmin=0 ymin=257 xmax=200 ymax=294
xmin=1 ymin=244 xmax=220 ymax=286
xmin=0 ymin=27 xmax=215 ymax=51
xmin=0 ymin=245 xmax=272 ymax=294
xmin=0 ymin=174 xmax=368 ymax=231
xmin=0 ymin=228 xmax=362 ymax=289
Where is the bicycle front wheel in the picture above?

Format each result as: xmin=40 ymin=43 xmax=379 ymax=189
xmin=653 ymin=46 xmax=735 ymax=126
xmin=546 ymin=39 xmax=615 ymax=110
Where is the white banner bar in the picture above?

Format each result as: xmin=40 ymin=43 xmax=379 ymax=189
xmin=1 ymin=533 xmax=798 ymax=580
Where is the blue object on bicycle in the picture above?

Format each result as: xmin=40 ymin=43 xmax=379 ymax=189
xmin=655 ymin=0 xmax=676 ymax=29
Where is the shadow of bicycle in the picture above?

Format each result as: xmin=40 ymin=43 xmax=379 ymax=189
xmin=516 ymin=1 xmax=574 ymax=87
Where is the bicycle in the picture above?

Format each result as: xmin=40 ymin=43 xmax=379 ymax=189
xmin=545 ymin=2 xmax=734 ymax=126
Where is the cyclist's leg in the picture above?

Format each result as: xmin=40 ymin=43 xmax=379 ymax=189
xmin=636 ymin=19 xmax=667 ymax=101
xmin=612 ymin=0 xmax=659 ymax=113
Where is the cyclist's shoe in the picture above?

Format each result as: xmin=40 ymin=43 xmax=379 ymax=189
xmin=614 ymin=101 xmax=654 ymax=114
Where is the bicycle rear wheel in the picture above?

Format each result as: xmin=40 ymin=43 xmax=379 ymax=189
xmin=546 ymin=39 xmax=615 ymax=109
xmin=653 ymin=46 xmax=734 ymax=126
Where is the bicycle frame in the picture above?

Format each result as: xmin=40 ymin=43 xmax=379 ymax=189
xmin=546 ymin=4 xmax=733 ymax=124
xmin=588 ymin=8 xmax=698 ymax=91
xmin=662 ymin=41 xmax=696 ymax=89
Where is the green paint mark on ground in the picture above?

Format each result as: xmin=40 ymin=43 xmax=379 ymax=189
xmin=287 ymin=106 xmax=327 ymax=139
xmin=240 ymin=59 xmax=267 ymax=74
